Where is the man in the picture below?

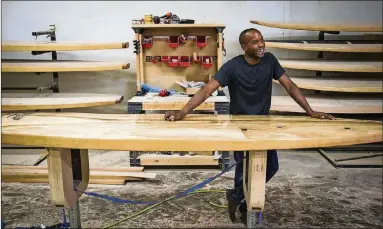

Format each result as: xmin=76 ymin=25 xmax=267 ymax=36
xmin=164 ymin=28 xmax=335 ymax=225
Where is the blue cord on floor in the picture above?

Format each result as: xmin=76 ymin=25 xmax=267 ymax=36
xmin=76 ymin=156 xmax=244 ymax=205
xmin=62 ymin=209 xmax=68 ymax=229
xmin=8 ymin=157 xmax=245 ymax=229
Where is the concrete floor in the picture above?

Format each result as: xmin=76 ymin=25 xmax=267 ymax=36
xmin=1 ymin=150 xmax=382 ymax=228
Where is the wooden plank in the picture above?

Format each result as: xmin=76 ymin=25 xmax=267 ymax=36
xmin=1 ymin=165 xmax=145 ymax=185
xmin=132 ymin=24 xmax=225 ymax=29
xmin=2 ymin=41 xmax=129 ymax=52
xmin=139 ymin=34 xmax=145 ymax=91
xmin=128 ymin=95 xmax=229 ymax=111
xmin=250 ymin=19 xmax=383 ymax=32
xmin=1 ymin=60 xmax=130 ymax=72
xmin=2 ymin=165 xmax=144 ymax=172
xmin=47 ymin=148 xmax=89 ymax=208
xmin=265 ymin=42 xmax=383 ymax=53
xmin=185 ymin=88 xmax=201 ymax=95
xmin=217 ymin=31 xmax=224 ymax=92
xmin=1 ymin=176 xmax=127 ymax=185
xmin=2 ymin=112 xmax=382 ymax=151
xmin=271 ymin=95 xmax=382 ymax=114
xmin=128 ymin=95 xmax=229 ymax=102
xmin=139 ymin=154 xmax=218 ymax=166
xmin=1 ymin=149 xmax=47 ymax=166
xmin=274 ymin=76 xmax=383 ymax=93
xmin=1 ymin=93 xmax=124 ymax=111
xmin=279 ymin=60 xmax=382 ymax=72
xmin=135 ymin=33 xmax=142 ymax=92
xmin=243 ymin=151 xmax=267 ymax=211
xmin=2 ymin=168 xmax=155 ymax=179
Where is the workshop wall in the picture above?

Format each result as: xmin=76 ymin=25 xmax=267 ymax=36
xmin=2 ymin=1 xmax=382 ymax=113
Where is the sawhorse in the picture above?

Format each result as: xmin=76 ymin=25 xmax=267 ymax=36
xmin=48 ymin=148 xmax=266 ymax=228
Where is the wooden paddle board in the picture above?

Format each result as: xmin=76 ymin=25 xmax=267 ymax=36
xmin=250 ymin=20 xmax=383 ymax=32
xmin=274 ymin=76 xmax=383 ymax=93
xmin=1 ymin=93 xmax=124 ymax=111
xmin=279 ymin=60 xmax=382 ymax=73
xmin=2 ymin=113 xmax=382 ymax=151
xmin=271 ymin=95 xmax=382 ymax=114
xmin=266 ymin=42 xmax=383 ymax=53
xmin=1 ymin=60 xmax=129 ymax=72
xmin=2 ymin=41 xmax=129 ymax=52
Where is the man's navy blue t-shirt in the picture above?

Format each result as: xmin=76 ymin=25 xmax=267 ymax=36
xmin=214 ymin=52 xmax=285 ymax=115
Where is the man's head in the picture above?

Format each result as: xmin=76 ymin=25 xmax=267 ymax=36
xmin=239 ymin=28 xmax=265 ymax=58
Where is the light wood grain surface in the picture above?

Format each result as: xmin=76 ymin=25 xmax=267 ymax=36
xmin=1 ymin=60 xmax=130 ymax=72
xmin=132 ymin=24 xmax=225 ymax=29
xmin=274 ymin=76 xmax=383 ymax=93
xmin=250 ymin=20 xmax=383 ymax=32
xmin=271 ymin=95 xmax=383 ymax=114
xmin=2 ymin=113 xmax=381 ymax=151
xmin=128 ymin=95 xmax=229 ymax=111
xmin=266 ymin=42 xmax=383 ymax=53
xmin=279 ymin=60 xmax=383 ymax=72
xmin=2 ymin=93 xmax=124 ymax=111
xmin=2 ymin=41 xmax=129 ymax=51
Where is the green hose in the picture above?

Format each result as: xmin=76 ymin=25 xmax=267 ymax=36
xmin=102 ymin=189 xmax=227 ymax=229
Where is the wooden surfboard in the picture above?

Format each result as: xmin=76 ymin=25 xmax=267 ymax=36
xmin=250 ymin=20 xmax=383 ymax=32
xmin=1 ymin=93 xmax=124 ymax=111
xmin=279 ymin=60 xmax=382 ymax=73
xmin=266 ymin=41 xmax=383 ymax=53
xmin=2 ymin=41 xmax=129 ymax=52
xmin=274 ymin=76 xmax=383 ymax=93
xmin=1 ymin=113 xmax=382 ymax=151
xmin=271 ymin=95 xmax=382 ymax=114
xmin=1 ymin=60 xmax=130 ymax=72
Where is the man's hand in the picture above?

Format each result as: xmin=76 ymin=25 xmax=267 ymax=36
xmin=309 ymin=111 xmax=336 ymax=120
xmin=163 ymin=79 xmax=221 ymax=122
xmin=164 ymin=110 xmax=186 ymax=121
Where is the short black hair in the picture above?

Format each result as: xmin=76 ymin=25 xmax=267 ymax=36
xmin=239 ymin=28 xmax=261 ymax=45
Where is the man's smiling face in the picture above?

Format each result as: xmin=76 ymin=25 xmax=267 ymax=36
xmin=241 ymin=30 xmax=266 ymax=58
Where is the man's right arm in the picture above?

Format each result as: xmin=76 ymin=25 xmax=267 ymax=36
xmin=164 ymin=79 xmax=221 ymax=121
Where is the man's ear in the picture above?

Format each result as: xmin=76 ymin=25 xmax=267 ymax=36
xmin=241 ymin=44 xmax=246 ymax=51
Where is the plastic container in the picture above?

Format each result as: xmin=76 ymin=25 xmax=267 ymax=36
xmin=168 ymin=56 xmax=179 ymax=67
xmin=196 ymin=36 xmax=207 ymax=48
xmin=142 ymin=36 xmax=153 ymax=48
xmin=201 ymin=56 xmax=212 ymax=68
xmin=179 ymin=56 xmax=190 ymax=67
xmin=168 ymin=36 xmax=180 ymax=48
xmin=161 ymin=56 xmax=169 ymax=62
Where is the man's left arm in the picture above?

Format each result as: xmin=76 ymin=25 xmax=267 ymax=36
xmin=277 ymin=73 xmax=336 ymax=120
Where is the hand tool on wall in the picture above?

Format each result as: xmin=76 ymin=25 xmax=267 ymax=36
xmin=160 ymin=12 xmax=172 ymax=19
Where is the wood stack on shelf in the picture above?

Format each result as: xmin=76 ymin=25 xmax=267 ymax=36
xmin=250 ymin=19 xmax=383 ymax=115
xmin=126 ymin=23 xmax=230 ymax=169
xmin=250 ymin=19 xmax=383 ymax=168
xmin=1 ymin=25 xmax=131 ymax=173
xmin=1 ymin=25 xmax=129 ymax=111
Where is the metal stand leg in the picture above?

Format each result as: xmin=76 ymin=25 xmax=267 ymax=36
xmin=69 ymin=201 xmax=81 ymax=228
xmin=243 ymin=151 xmax=267 ymax=228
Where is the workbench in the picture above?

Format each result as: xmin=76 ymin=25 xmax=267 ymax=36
xmin=2 ymin=112 xmax=382 ymax=228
